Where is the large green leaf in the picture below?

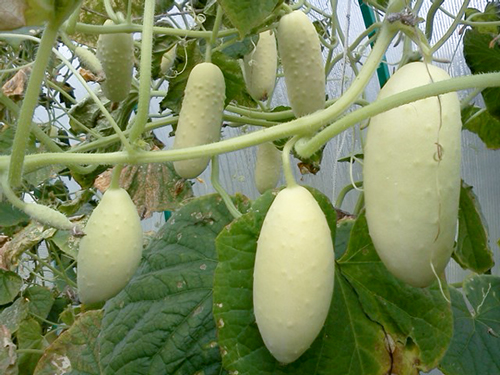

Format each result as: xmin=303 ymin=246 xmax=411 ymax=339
xmin=453 ymin=182 xmax=494 ymax=273
xmin=463 ymin=28 xmax=500 ymax=120
xmin=0 ymin=270 xmax=22 ymax=306
xmin=98 ymin=194 xmax=250 ymax=375
xmin=214 ymin=188 xmax=391 ymax=374
xmin=439 ymin=275 xmax=500 ymax=375
xmin=338 ymin=213 xmax=453 ymax=372
xmin=0 ymin=201 xmax=29 ymax=229
xmin=217 ymin=0 xmax=281 ymax=36
xmin=24 ymin=286 xmax=55 ymax=322
xmin=16 ymin=318 xmax=43 ymax=374
xmin=461 ymin=105 xmax=500 ymax=150
xmin=34 ymin=310 xmax=103 ymax=375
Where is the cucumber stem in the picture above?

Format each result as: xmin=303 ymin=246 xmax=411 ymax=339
xmin=110 ymin=164 xmax=124 ymax=189
xmin=282 ymin=136 xmax=299 ymax=188
xmin=211 ymin=156 xmax=242 ymax=219
xmin=128 ymin=0 xmax=156 ymax=144
xmin=3 ymin=71 xmax=500 ymax=173
xmin=8 ymin=21 xmax=60 ymax=187
xmin=205 ymin=4 xmax=224 ymax=63
xmin=335 ymin=181 xmax=363 ymax=209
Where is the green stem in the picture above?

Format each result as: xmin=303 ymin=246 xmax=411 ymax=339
xmin=295 ymin=71 xmax=500 ymax=158
xmin=74 ymin=23 xmax=237 ymax=38
xmin=353 ymin=191 xmax=365 ymax=216
xmin=110 ymin=164 xmax=123 ymax=189
xmin=128 ymin=0 xmax=156 ymax=144
xmin=460 ymin=88 xmax=482 ymax=110
xmin=223 ymin=114 xmax=277 ymax=127
xmin=335 ymin=181 xmax=363 ymax=209
xmin=205 ymin=4 xmax=224 ymax=63
xmin=431 ymin=0 xmax=470 ymax=53
xmin=8 ymin=21 xmax=60 ymax=187
xmin=282 ymin=136 xmax=299 ymax=188
xmin=0 ymin=174 xmax=26 ymax=211
xmin=103 ymin=0 xmax=119 ymax=22
xmin=425 ymin=0 xmax=445 ymax=41
xmin=211 ymin=156 xmax=242 ymax=219
xmin=3 ymin=72 xmax=500 ymax=172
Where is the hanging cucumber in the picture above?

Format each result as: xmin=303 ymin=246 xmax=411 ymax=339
xmin=243 ymin=30 xmax=278 ymax=101
xmin=96 ymin=20 xmax=134 ymax=102
xmin=254 ymin=142 xmax=281 ymax=194
xmin=363 ymin=62 xmax=462 ymax=288
xmin=77 ymin=187 xmax=143 ymax=304
xmin=277 ymin=10 xmax=325 ymax=117
xmin=253 ymin=185 xmax=335 ymax=364
xmin=173 ymin=62 xmax=226 ymax=179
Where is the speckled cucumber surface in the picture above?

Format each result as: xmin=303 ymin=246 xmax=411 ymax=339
xmin=77 ymin=188 xmax=143 ymax=304
xmin=363 ymin=62 xmax=462 ymax=288
xmin=253 ymin=185 xmax=335 ymax=364
xmin=96 ymin=20 xmax=134 ymax=102
xmin=173 ymin=62 xmax=226 ymax=178
xmin=277 ymin=10 xmax=325 ymax=117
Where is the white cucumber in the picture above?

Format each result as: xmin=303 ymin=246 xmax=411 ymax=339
xmin=96 ymin=20 xmax=134 ymax=102
xmin=277 ymin=11 xmax=325 ymax=117
xmin=173 ymin=62 xmax=226 ymax=179
xmin=75 ymin=46 xmax=103 ymax=75
xmin=161 ymin=45 xmax=177 ymax=75
xmin=363 ymin=62 xmax=462 ymax=288
xmin=23 ymin=203 xmax=73 ymax=230
xmin=253 ymin=185 xmax=334 ymax=364
xmin=77 ymin=188 xmax=143 ymax=304
xmin=254 ymin=142 xmax=281 ymax=194
xmin=243 ymin=30 xmax=278 ymax=101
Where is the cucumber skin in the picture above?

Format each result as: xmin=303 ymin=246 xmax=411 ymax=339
xmin=96 ymin=20 xmax=134 ymax=102
xmin=277 ymin=11 xmax=325 ymax=117
xmin=243 ymin=31 xmax=278 ymax=101
xmin=253 ymin=185 xmax=334 ymax=364
xmin=254 ymin=142 xmax=281 ymax=194
xmin=363 ymin=62 xmax=462 ymax=288
xmin=173 ymin=62 xmax=226 ymax=179
xmin=77 ymin=188 xmax=143 ymax=304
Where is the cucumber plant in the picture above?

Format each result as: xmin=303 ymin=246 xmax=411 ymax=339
xmin=0 ymin=1 xmax=499 ymax=374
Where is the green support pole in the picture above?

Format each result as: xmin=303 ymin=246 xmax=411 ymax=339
xmin=358 ymin=0 xmax=391 ymax=87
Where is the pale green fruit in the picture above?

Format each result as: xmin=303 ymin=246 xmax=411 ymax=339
xmin=363 ymin=62 xmax=462 ymax=288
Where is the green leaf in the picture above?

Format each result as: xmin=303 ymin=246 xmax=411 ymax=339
xmin=463 ymin=29 xmax=500 ymax=119
xmin=98 ymin=194 xmax=250 ymax=374
xmin=453 ymin=182 xmax=494 ymax=273
xmin=0 ymin=298 xmax=29 ymax=334
xmin=219 ymin=33 xmax=257 ymax=59
xmin=0 ymin=202 xmax=30 ymax=231
xmin=16 ymin=318 xmax=43 ymax=375
xmin=0 ymin=270 xmax=22 ymax=306
xmin=217 ymin=0 xmax=281 ymax=36
xmin=214 ymin=188 xmax=387 ymax=375
xmin=212 ymin=50 xmax=255 ymax=108
xmin=338 ymin=213 xmax=453 ymax=372
xmin=439 ymin=275 xmax=500 ymax=375
xmin=33 ymin=310 xmax=103 ymax=375
xmin=24 ymin=286 xmax=55 ymax=322
xmin=0 ymin=123 xmax=15 ymax=155
xmin=0 ymin=325 xmax=18 ymax=375
xmin=461 ymin=105 xmax=500 ymax=149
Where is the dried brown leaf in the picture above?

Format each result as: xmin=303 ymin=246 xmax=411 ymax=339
xmin=0 ymin=0 xmax=27 ymax=31
xmin=95 ymin=162 xmax=193 ymax=219
xmin=2 ymin=67 xmax=31 ymax=99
